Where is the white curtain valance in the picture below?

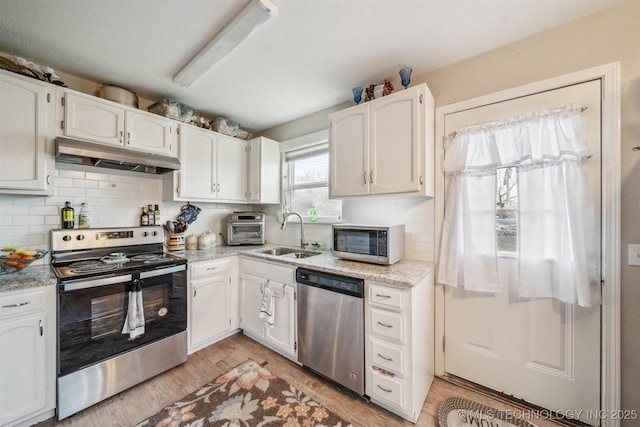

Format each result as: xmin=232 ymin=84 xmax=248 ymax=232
xmin=443 ymin=106 xmax=592 ymax=173
xmin=438 ymin=106 xmax=600 ymax=307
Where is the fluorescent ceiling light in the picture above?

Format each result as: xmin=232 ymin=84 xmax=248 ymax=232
xmin=173 ymin=0 xmax=278 ymax=88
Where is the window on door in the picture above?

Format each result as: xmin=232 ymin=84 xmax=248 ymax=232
xmin=496 ymin=167 xmax=518 ymax=253
xmin=283 ymin=143 xmax=342 ymax=222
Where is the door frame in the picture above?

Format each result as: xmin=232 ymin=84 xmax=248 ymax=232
xmin=433 ymin=62 xmax=621 ymax=425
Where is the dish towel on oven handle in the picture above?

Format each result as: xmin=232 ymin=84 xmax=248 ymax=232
xmin=122 ymin=278 xmax=145 ymax=339
xmin=259 ymin=282 xmax=275 ymax=328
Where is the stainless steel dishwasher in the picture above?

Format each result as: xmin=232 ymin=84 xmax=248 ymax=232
xmin=296 ymin=267 xmax=365 ymax=395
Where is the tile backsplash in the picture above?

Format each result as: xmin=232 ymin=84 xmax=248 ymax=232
xmin=0 ymin=165 xmax=251 ymax=264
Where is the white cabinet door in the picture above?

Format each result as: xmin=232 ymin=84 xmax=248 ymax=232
xmin=63 ymin=92 xmax=124 ymax=146
xmin=369 ymin=89 xmax=421 ymax=195
xmin=240 ymin=272 xmax=267 ymax=340
xmin=217 ymin=134 xmax=247 ymax=202
xmin=264 ymin=282 xmax=296 ymax=358
xmin=329 ymin=83 xmax=434 ymax=198
xmin=329 ymin=107 xmax=369 ymax=197
xmin=190 ymin=276 xmax=230 ymax=350
xmin=178 ymin=125 xmax=216 ymax=199
xmin=0 ymin=72 xmax=53 ymax=193
xmin=0 ymin=315 xmax=46 ymax=426
xmin=125 ymin=109 xmax=173 ymax=155
xmin=248 ymin=137 xmax=281 ymax=204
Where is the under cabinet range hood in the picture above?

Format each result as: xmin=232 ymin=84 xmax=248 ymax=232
xmin=55 ymin=137 xmax=180 ymax=174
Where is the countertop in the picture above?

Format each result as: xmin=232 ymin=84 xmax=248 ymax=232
xmin=182 ymin=245 xmax=433 ymax=288
xmin=0 ymin=245 xmax=433 ymax=293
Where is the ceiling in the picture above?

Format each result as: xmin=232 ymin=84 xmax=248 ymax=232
xmin=0 ymin=0 xmax=625 ymax=133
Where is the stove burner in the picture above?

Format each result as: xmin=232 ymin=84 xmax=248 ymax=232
xmin=68 ymin=261 xmax=117 ymax=273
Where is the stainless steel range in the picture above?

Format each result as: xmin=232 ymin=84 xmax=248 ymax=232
xmin=51 ymin=226 xmax=188 ymax=420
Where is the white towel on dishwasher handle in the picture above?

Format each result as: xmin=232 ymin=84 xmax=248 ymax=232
xmin=122 ymin=280 xmax=145 ymax=339
xmin=259 ymin=285 xmax=275 ymax=328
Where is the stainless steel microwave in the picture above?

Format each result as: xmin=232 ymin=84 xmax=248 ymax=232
xmin=332 ymin=224 xmax=405 ymax=265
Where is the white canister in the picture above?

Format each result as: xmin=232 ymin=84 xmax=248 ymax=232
xmin=186 ymin=234 xmax=198 ymax=250
xmin=198 ymin=232 xmax=212 ymax=250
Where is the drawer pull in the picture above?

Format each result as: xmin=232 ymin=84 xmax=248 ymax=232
xmin=377 ymin=353 xmax=393 ymax=362
xmin=377 ymin=321 xmax=393 ymax=328
xmin=375 ymin=294 xmax=391 ymax=299
xmin=206 ymin=266 xmax=218 ymax=271
xmin=2 ymin=301 xmax=31 ymax=308
xmin=377 ymin=384 xmax=393 ymax=393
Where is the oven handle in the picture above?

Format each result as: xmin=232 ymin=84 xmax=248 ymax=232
xmin=63 ymin=274 xmax=133 ymax=292
xmin=139 ymin=264 xmax=186 ymax=279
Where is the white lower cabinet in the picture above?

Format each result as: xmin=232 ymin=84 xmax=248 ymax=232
xmin=365 ymin=273 xmax=434 ymax=423
xmin=0 ymin=286 xmax=56 ymax=427
xmin=188 ymin=257 xmax=239 ymax=354
xmin=239 ymin=257 xmax=297 ymax=361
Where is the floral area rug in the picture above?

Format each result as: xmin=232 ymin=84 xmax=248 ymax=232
xmin=134 ymin=359 xmax=353 ymax=427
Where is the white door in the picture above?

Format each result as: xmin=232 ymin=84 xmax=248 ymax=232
xmin=190 ymin=275 xmax=229 ymax=348
xmin=239 ymin=273 xmax=267 ymax=340
xmin=443 ymin=80 xmax=601 ymax=424
xmin=264 ymin=283 xmax=296 ymax=358
xmin=64 ymin=92 xmax=124 ymax=146
xmin=179 ymin=126 xmax=216 ymax=199
xmin=369 ymin=88 xmax=421 ymax=195
xmin=216 ymin=134 xmax=247 ymax=201
xmin=329 ymin=107 xmax=369 ymax=197
xmin=126 ymin=110 xmax=172 ymax=155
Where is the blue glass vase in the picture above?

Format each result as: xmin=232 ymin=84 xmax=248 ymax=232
xmin=352 ymin=87 xmax=363 ymax=104
xmin=399 ymin=67 xmax=412 ymax=89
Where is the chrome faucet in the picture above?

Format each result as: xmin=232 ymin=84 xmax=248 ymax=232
xmin=281 ymin=212 xmax=308 ymax=250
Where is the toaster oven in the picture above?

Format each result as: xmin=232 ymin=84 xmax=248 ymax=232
xmin=225 ymin=212 xmax=265 ymax=245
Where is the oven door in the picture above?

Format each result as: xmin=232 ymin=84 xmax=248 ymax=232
xmin=57 ymin=264 xmax=186 ymax=376
xmin=333 ymin=228 xmax=379 ymax=256
xmin=228 ymin=221 xmax=264 ymax=244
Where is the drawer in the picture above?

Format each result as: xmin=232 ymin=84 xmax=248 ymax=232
xmin=0 ymin=288 xmax=47 ymax=318
xmin=370 ymin=368 xmax=405 ymax=410
xmin=368 ymin=283 xmax=404 ymax=311
xmin=371 ymin=337 xmax=405 ymax=376
xmin=240 ymin=257 xmax=294 ymax=285
xmin=370 ymin=308 xmax=404 ymax=343
xmin=190 ymin=258 xmax=231 ymax=279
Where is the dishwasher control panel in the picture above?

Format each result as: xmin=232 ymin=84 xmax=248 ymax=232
xmin=296 ymin=268 xmax=364 ymax=298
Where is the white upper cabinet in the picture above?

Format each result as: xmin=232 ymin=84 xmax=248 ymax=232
xmin=0 ymin=71 xmax=55 ymax=194
xmin=61 ymin=90 xmax=175 ymax=156
xmin=248 ymin=136 xmax=281 ymax=204
xmin=174 ymin=124 xmax=247 ymax=202
xmin=329 ymin=83 xmax=434 ymax=198
xmin=62 ymin=91 xmax=125 ymax=146
xmin=125 ymin=109 xmax=174 ymax=156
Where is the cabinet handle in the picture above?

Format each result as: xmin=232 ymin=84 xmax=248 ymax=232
xmin=377 ymin=321 xmax=393 ymax=328
xmin=377 ymin=353 xmax=393 ymax=362
xmin=420 ymin=175 xmax=424 ymax=185
xmin=370 ymin=171 xmax=374 ymax=183
xmin=377 ymin=384 xmax=393 ymax=393
xmin=2 ymin=301 xmax=31 ymax=308
xmin=363 ymin=171 xmax=367 ymax=184
xmin=217 ymin=183 xmax=221 ymax=192
xmin=119 ymin=131 xmax=123 ymax=144
xmin=127 ymin=131 xmax=131 ymax=145
xmin=206 ymin=266 xmax=218 ymax=271
xmin=375 ymin=294 xmax=391 ymax=299
xmin=193 ymin=289 xmax=197 ymax=298
xmin=39 ymin=320 xmax=43 ymax=336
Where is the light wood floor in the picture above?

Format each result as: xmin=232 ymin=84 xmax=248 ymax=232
xmin=37 ymin=333 xmax=572 ymax=427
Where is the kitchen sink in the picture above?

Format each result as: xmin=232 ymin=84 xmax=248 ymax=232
xmin=258 ymin=247 xmax=321 ymax=258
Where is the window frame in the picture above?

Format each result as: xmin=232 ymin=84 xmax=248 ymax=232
xmin=280 ymin=130 xmax=342 ymax=224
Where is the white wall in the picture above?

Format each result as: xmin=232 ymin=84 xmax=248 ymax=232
xmin=0 ymin=164 xmax=250 ymax=265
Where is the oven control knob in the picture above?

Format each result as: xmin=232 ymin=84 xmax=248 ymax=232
xmin=62 ymin=235 xmax=72 ymax=242
xmin=76 ymin=234 xmax=85 ymax=241
xmin=142 ymin=231 xmax=149 ymax=237
xmin=151 ymin=231 xmax=158 ymax=236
